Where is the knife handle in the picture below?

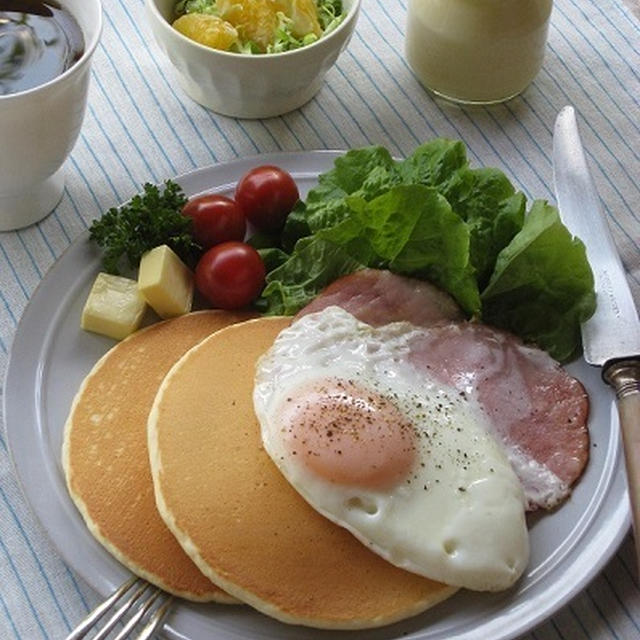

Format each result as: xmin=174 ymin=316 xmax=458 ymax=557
xmin=603 ymin=359 xmax=640 ymax=570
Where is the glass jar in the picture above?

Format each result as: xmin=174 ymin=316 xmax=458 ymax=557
xmin=405 ymin=0 xmax=553 ymax=104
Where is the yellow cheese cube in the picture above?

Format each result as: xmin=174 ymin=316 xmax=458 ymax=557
xmin=137 ymin=245 xmax=194 ymax=319
xmin=81 ymin=272 xmax=147 ymax=340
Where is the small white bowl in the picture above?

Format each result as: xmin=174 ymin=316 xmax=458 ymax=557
xmin=145 ymin=0 xmax=361 ymax=119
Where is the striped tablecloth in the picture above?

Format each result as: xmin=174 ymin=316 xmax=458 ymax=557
xmin=1 ymin=1 xmax=639 ymax=638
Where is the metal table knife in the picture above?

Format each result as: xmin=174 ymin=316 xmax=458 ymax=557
xmin=553 ymin=105 xmax=640 ymax=568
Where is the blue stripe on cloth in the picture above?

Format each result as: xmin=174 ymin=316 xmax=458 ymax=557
xmin=495 ymin=102 xmax=640 ymax=274
xmin=68 ymin=155 xmax=111 ymax=214
xmin=0 ymin=417 xmax=7 ymax=449
xmin=0 ymin=494 xmax=56 ymax=639
xmin=276 ymin=116 xmax=306 ymax=150
xmin=242 ymin=119 xmax=285 ymax=152
xmin=585 ymin=587 xmax=622 ymax=640
xmin=88 ymin=69 xmax=160 ymax=182
xmin=546 ymin=36 xmax=640 ymax=161
xmin=566 ymin=0 xmax=640 ymax=79
xmin=0 ymin=244 xmax=30 ymax=302
xmin=229 ymin=119 xmax=262 ymax=155
xmin=550 ymin=618 xmax=568 ymax=640
xmin=455 ymin=104 xmax=546 ymax=194
xmin=553 ymin=606 xmax=590 ymax=640
xmin=296 ymin=110 xmax=327 ymax=149
xmin=617 ymin=0 xmax=640 ymax=32
xmin=324 ymin=82 xmax=375 ymax=147
xmin=46 ymin=208 xmax=73 ymax=245
xmin=89 ymin=96 xmax=153 ymax=191
xmin=60 ymin=187 xmax=90 ymax=230
xmin=0 ymin=542 xmax=39 ymax=639
xmin=12 ymin=234 xmax=43 ymax=280
xmin=309 ymin=98 xmax=351 ymax=148
xmin=117 ymin=0 xmax=235 ymax=162
xmin=95 ymin=37 xmax=178 ymax=175
xmin=568 ymin=602 xmax=600 ymax=639
xmin=0 ymin=484 xmax=74 ymax=631
xmin=557 ymin=2 xmax=640 ymax=103
xmin=0 ymin=316 xmax=12 ymax=354
xmin=343 ymin=47 xmax=424 ymax=148
xmin=62 ymin=567 xmax=91 ymax=615
xmin=22 ymin=225 xmax=57 ymax=264
xmin=517 ymin=81 xmax=640 ymax=263
xmin=0 ymin=586 xmax=20 ymax=640
xmin=519 ymin=89 xmax=640 ymax=230
xmin=601 ymin=571 xmax=640 ymax=634
xmin=78 ymin=133 xmax=125 ymax=202
xmin=479 ymin=106 xmax=555 ymax=199
xmin=332 ymin=63 xmax=404 ymax=154
xmin=521 ymin=86 xmax=640 ymax=268
xmin=617 ymin=543 xmax=640 ymax=588
xmin=0 ymin=287 xmax=17 ymax=326
xmin=260 ymin=119 xmax=300 ymax=151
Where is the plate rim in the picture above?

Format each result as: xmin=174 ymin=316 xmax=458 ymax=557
xmin=3 ymin=150 xmax=631 ymax=640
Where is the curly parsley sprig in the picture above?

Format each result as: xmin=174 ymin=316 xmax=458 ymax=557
xmin=89 ymin=180 xmax=201 ymax=275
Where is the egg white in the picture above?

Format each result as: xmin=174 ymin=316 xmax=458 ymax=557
xmin=254 ymin=306 xmax=529 ymax=592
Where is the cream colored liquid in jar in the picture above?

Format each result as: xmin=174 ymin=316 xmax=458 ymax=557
xmin=405 ymin=0 xmax=552 ymax=104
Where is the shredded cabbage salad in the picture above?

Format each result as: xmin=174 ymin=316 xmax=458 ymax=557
xmin=173 ymin=0 xmax=344 ymax=54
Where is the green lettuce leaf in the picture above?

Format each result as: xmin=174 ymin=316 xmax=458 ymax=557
xmin=481 ymin=200 xmax=596 ymax=361
xmin=257 ymin=141 xmax=595 ymax=362
xmin=400 ymin=142 xmax=526 ymax=287
xmin=397 ymin=139 xmax=470 ymax=191
xmin=261 ymin=185 xmax=480 ymax=316
xmin=452 ymin=171 xmax=526 ymax=288
xmin=258 ymin=237 xmax=364 ymax=315
xmin=281 ymin=146 xmax=399 ymax=250
xmin=323 ymin=186 xmax=479 ymax=314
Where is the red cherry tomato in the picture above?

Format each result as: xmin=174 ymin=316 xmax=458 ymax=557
xmin=235 ymin=165 xmax=299 ymax=233
xmin=182 ymin=194 xmax=246 ymax=250
xmin=195 ymin=241 xmax=265 ymax=310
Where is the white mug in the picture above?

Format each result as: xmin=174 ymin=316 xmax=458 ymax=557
xmin=0 ymin=0 xmax=102 ymax=231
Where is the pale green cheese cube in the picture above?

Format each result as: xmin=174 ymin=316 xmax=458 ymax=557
xmin=81 ymin=272 xmax=147 ymax=340
xmin=137 ymin=245 xmax=194 ymax=319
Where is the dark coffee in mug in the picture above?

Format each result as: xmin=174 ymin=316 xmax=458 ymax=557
xmin=0 ymin=0 xmax=84 ymax=96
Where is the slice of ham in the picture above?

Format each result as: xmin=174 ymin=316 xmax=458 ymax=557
xmin=295 ymin=270 xmax=590 ymax=511
xmin=295 ymin=269 xmax=465 ymax=327
xmin=406 ymin=323 xmax=589 ymax=511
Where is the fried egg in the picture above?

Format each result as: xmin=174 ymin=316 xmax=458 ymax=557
xmin=254 ymin=306 xmax=529 ymax=592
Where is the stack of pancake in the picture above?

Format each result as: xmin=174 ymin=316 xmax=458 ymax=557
xmin=63 ymin=310 xmax=456 ymax=630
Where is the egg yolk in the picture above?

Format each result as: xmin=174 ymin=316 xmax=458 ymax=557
xmin=278 ymin=378 xmax=417 ymax=489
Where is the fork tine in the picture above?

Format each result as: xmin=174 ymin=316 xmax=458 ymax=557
xmin=65 ymin=576 xmax=140 ymax=640
xmin=111 ymin=586 xmax=164 ymax=640
xmin=66 ymin=576 xmax=174 ymax=640
xmin=135 ymin=596 xmax=174 ymax=640
xmin=91 ymin=582 xmax=149 ymax=640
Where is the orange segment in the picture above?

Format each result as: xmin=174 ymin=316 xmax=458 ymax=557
xmin=283 ymin=0 xmax=322 ymax=38
xmin=173 ymin=13 xmax=239 ymax=51
xmin=217 ymin=0 xmax=279 ymax=51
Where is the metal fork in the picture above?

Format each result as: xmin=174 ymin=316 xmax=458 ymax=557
xmin=65 ymin=577 xmax=174 ymax=640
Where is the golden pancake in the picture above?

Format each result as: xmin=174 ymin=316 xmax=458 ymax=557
xmin=63 ymin=310 xmax=255 ymax=602
xmin=148 ymin=316 xmax=457 ymax=629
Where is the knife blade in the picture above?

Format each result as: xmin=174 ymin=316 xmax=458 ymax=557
xmin=553 ymin=105 xmax=640 ymax=567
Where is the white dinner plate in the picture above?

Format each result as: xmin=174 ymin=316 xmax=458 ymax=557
xmin=4 ymin=151 xmax=631 ymax=640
